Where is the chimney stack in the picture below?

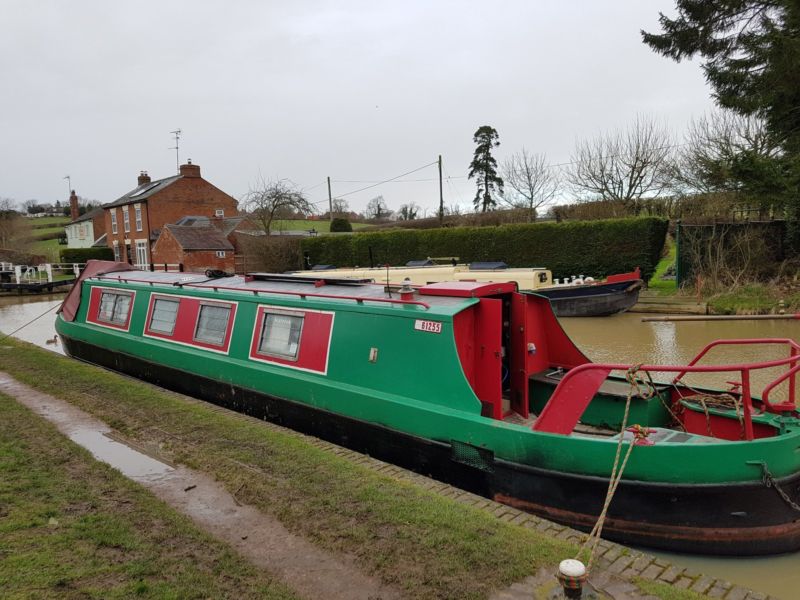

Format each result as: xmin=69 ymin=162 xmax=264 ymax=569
xmin=179 ymin=158 xmax=201 ymax=178
xmin=138 ymin=171 xmax=151 ymax=186
xmin=69 ymin=190 xmax=79 ymax=221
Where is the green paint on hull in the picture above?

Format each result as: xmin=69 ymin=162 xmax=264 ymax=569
xmin=56 ymin=279 xmax=800 ymax=486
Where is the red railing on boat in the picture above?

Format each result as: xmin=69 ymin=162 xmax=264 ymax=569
xmin=93 ymin=275 xmax=431 ymax=310
xmin=533 ymin=339 xmax=800 ymax=440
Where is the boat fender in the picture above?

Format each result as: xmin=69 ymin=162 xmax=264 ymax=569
xmin=527 ymin=342 xmax=536 ymax=355
xmin=584 ymin=276 xmax=595 ymax=284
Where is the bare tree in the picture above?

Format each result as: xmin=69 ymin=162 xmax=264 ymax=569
xmin=242 ymin=178 xmax=312 ymax=235
xmin=0 ymin=198 xmax=28 ymax=249
xmin=567 ymin=115 xmax=674 ymax=215
xmin=331 ymin=197 xmax=349 ymax=217
xmin=397 ymin=202 xmax=419 ymax=221
xmin=671 ymin=110 xmax=781 ymax=195
xmin=501 ymin=149 xmax=559 ymax=221
xmin=365 ymin=195 xmax=390 ymax=220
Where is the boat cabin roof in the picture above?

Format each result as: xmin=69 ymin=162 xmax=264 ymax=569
xmin=89 ymin=270 xmax=508 ymax=316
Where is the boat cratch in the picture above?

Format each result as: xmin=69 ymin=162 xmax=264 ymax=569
xmin=56 ymin=261 xmax=800 ymax=555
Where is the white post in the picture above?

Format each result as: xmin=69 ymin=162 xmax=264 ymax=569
xmin=73 ymin=263 xmax=80 ymax=277
xmin=14 ymin=265 xmax=21 ymax=284
xmin=44 ymin=263 xmax=53 ymax=283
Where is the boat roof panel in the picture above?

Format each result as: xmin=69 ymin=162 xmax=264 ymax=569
xmin=89 ymin=270 xmax=478 ymax=314
xmin=419 ymin=281 xmax=517 ymax=297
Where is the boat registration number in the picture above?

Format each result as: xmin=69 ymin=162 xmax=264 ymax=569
xmin=414 ymin=319 xmax=442 ymax=334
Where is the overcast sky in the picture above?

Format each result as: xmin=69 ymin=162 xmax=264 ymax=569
xmin=1 ymin=0 xmax=713 ymax=215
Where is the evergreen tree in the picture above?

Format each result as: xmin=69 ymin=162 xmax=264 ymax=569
xmin=468 ymin=125 xmax=504 ymax=212
xmin=642 ymin=1 xmax=800 ymax=249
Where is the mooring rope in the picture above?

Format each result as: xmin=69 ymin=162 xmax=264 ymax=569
xmin=576 ymin=365 xmax=652 ymax=572
xmin=682 ymin=392 xmax=744 ymax=438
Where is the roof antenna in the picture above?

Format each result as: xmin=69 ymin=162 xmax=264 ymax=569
xmin=169 ymin=128 xmax=182 ymax=173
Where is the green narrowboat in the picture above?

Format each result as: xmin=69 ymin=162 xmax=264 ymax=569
xmin=56 ymin=261 xmax=800 ymax=555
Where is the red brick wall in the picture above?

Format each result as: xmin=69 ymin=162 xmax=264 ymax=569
xmin=151 ymin=227 xmax=235 ymax=273
xmin=104 ymin=170 xmax=238 ymax=260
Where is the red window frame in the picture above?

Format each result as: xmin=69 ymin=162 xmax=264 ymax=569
xmin=86 ymin=286 xmax=136 ymax=332
xmin=143 ymin=293 xmax=237 ymax=355
xmin=249 ymin=305 xmax=334 ymax=375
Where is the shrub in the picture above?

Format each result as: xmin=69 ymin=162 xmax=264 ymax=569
xmin=300 ymin=217 xmax=668 ymax=280
xmin=59 ymin=247 xmax=114 ymax=263
xmin=330 ymin=218 xmax=353 ymax=232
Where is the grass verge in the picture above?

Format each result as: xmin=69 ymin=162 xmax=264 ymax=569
xmin=0 ymin=390 xmax=296 ymax=599
xmin=0 ymin=339 xmax=704 ymax=599
xmin=647 ymin=238 xmax=676 ymax=295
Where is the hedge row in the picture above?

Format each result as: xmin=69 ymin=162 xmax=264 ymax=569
xmin=60 ymin=247 xmax=114 ymax=263
xmin=300 ymin=217 xmax=669 ymax=281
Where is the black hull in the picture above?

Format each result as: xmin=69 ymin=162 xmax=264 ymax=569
xmin=60 ymin=335 xmax=800 ymax=555
xmin=537 ymin=280 xmax=642 ymax=317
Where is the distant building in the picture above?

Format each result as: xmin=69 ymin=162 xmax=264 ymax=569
xmin=64 ymin=190 xmax=107 ymax=248
xmin=103 ymin=161 xmax=238 ymax=267
xmin=150 ymin=216 xmax=256 ymax=272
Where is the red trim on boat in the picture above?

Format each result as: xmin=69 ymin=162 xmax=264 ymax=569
xmin=248 ymin=305 xmax=334 ymax=375
xmin=143 ymin=293 xmax=237 ymax=354
xmin=418 ymin=281 xmax=517 ymax=297
xmin=86 ymin=286 xmax=136 ymax=332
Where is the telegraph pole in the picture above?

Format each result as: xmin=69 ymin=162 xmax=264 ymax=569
xmin=438 ymin=155 xmax=444 ymax=226
xmin=327 ymin=176 xmax=333 ymax=222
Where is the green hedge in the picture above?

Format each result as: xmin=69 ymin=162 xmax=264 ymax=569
xmin=330 ymin=218 xmax=353 ymax=232
xmin=301 ymin=217 xmax=668 ymax=281
xmin=60 ymin=247 xmax=114 ymax=263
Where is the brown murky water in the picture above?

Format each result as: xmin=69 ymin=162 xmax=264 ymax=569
xmin=2 ymin=296 xmax=799 ymax=597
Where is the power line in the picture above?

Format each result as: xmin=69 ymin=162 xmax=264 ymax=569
xmin=335 ymin=161 xmax=438 ymax=198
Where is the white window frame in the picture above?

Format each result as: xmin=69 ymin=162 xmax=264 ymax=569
xmin=256 ymin=311 xmax=304 ymax=361
xmin=193 ymin=303 xmax=232 ymax=346
xmin=215 ymin=250 xmax=226 ymax=258
xmin=148 ymin=297 xmax=180 ymax=335
xmin=97 ymin=291 xmax=133 ymax=325
xmin=134 ymin=204 xmax=143 ymax=231
xmin=135 ymin=239 xmax=148 ymax=269
xmin=112 ymin=241 xmax=120 ymax=262
xmin=110 ymin=210 xmax=118 ymax=234
xmin=123 ymin=207 xmax=130 ymax=233
xmin=215 ymin=209 xmax=224 ymax=217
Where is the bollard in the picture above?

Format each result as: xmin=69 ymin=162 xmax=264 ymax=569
xmin=556 ymin=559 xmax=587 ymax=599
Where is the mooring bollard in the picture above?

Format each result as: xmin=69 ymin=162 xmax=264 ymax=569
xmin=556 ymin=559 xmax=587 ymax=599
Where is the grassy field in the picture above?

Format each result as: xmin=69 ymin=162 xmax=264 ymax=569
xmin=271 ymin=219 xmax=370 ymax=232
xmin=0 ymin=339 xmax=707 ymax=600
xmin=29 ymin=237 xmax=64 ymax=261
xmin=0 ymin=391 xmax=296 ymax=599
xmin=647 ymin=238 xmax=677 ymax=295
xmin=26 ymin=216 xmax=70 ymax=228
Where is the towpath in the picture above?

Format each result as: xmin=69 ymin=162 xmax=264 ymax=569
xmin=0 ymin=369 xmax=776 ymax=600
xmin=0 ymin=372 xmax=400 ymax=600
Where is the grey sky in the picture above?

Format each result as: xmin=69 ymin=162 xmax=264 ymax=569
xmin=1 ymin=0 xmax=712 ymax=216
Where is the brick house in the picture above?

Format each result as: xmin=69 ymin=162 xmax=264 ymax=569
xmin=103 ymin=161 xmax=238 ymax=267
xmin=65 ymin=191 xmax=107 ymax=248
xmin=150 ymin=216 xmax=256 ymax=272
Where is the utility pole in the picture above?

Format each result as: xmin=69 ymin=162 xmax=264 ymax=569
xmin=438 ymin=155 xmax=444 ymax=227
xmin=327 ymin=176 xmax=333 ymax=222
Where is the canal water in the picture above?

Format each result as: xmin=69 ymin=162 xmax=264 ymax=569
xmin=1 ymin=296 xmax=799 ymax=597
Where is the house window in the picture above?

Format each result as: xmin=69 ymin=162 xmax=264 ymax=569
xmin=135 ymin=205 xmax=142 ymax=231
xmin=149 ymin=298 xmax=179 ymax=334
xmin=98 ymin=291 xmax=132 ymax=325
xmin=215 ymin=250 xmax=226 ymax=258
xmin=257 ymin=312 xmax=304 ymax=360
xmin=194 ymin=304 xmax=231 ymax=346
xmin=111 ymin=210 xmax=118 ymax=234
xmin=135 ymin=240 xmax=148 ymax=268
xmin=113 ymin=242 xmax=121 ymax=262
xmin=123 ymin=207 xmax=130 ymax=233
xmin=215 ymin=209 xmax=224 ymax=217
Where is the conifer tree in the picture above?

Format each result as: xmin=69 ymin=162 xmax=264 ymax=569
xmin=468 ymin=126 xmax=504 ymax=212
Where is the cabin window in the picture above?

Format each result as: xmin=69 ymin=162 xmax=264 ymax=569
xmin=149 ymin=298 xmax=179 ymax=334
xmin=194 ymin=304 xmax=231 ymax=346
xmin=258 ymin=312 xmax=304 ymax=359
xmin=98 ymin=291 xmax=132 ymax=325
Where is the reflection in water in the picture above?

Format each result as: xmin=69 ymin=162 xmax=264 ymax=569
xmin=561 ymin=313 xmax=800 ymax=600
xmin=0 ymin=295 xmax=65 ymax=355
xmin=2 ymin=296 xmax=800 ymax=597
